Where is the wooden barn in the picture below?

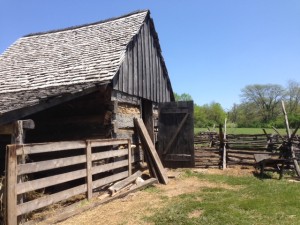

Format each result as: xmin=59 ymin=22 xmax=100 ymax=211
xmin=0 ymin=10 xmax=177 ymax=172
xmin=0 ymin=10 xmax=195 ymax=224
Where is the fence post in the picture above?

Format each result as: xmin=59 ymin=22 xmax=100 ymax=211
xmin=128 ymin=139 xmax=132 ymax=176
xmin=6 ymin=145 xmax=17 ymax=225
xmin=85 ymin=141 xmax=92 ymax=200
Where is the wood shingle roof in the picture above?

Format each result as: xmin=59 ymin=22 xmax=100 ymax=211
xmin=0 ymin=10 xmax=149 ymax=116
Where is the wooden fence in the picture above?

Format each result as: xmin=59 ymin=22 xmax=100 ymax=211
xmin=194 ymin=133 xmax=285 ymax=168
xmin=5 ymin=139 xmax=135 ymax=225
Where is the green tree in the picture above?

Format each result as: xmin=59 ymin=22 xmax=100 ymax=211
xmin=241 ymin=84 xmax=285 ymax=124
xmin=174 ymin=92 xmax=193 ymax=101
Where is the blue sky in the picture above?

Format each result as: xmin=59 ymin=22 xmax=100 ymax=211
xmin=1 ymin=1 xmax=300 ymax=110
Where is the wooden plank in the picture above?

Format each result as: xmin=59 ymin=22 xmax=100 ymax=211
xmin=133 ymin=36 xmax=138 ymax=96
xmin=0 ymin=119 xmax=34 ymax=134
xmin=128 ymin=139 xmax=132 ymax=176
xmin=92 ymin=160 xmax=128 ymax=175
xmin=134 ymin=118 xmax=168 ymax=184
xmin=89 ymin=139 xmax=128 ymax=147
xmin=6 ymin=145 xmax=18 ymax=225
xmin=86 ymin=141 xmax=92 ymax=200
xmin=127 ymin=42 xmax=133 ymax=95
xmin=92 ymin=149 xmax=127 ymax=161
xmin=137 ymin=30 xmax=143 ymax=97
xmin=163 ymin=113 xmax=189 ymax=155
xmin=108 ymin=170 xmax=142 ymax=194
xmin=223 ymin=118 xmax=227 ymax=169
xmin=92 ymin=171 xmax=128 ymax=190
xmin=16 ymin=169 xmax=87 ymax=195
xmin=15 ymin=141 xmax=86 ymax=155
xmin=17 ymin=154 xmax=87 ymax=175
xmin=17 ymin=184 xmax=87 ymax=216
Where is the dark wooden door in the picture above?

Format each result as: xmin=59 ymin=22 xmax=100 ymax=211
xmin=158 ymin=101 xmax=194 ymax=168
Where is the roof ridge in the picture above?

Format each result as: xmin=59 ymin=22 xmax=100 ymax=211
xmin=24 ymin=9 xmax=149 ymax=37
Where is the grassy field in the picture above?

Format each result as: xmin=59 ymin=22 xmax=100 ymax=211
xmin=194 ymin=127 xmax=296 ymax=135
xmin=145 ymin=170 xmax=300 ymax=225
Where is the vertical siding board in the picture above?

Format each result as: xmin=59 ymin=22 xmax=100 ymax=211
xmin=149 ymin=31 xmax=154 ymax=102
xmin=122 ymin=55 xmax=128 ymax=93
xmin=128 ymin=43 xmax=133 ymax=95
xmin=160 ymin=64 xmax=163 ymax=102
xmin=137 ymin=32 xmax=143 ymax=97
xmin=153 ymin=45 xmax=158 ymax=102
xmin=142 ymin=25 xmax=147 ymax=99
xmin=118 ymin=64 xmax=123 ymax=92
xmin=144 ymin=21 xmax=151 ymax=100
xmin=133 ymin=36 xmax=138 ymax=96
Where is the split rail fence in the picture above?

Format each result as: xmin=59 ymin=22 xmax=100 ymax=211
xmin=5 ymin=138 xmax=134 ymax=225
xmin=194 ymin=132 xmax=289 ymax=168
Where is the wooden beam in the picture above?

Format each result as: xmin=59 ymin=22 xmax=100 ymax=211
xmin=134 ymin=118 xmax=168 ymax=184
xmin=222 ymin=118 xmax=227 ymax=170
xmin=108 ymin=170 xmax=142 ymax=195
xmin=6 ymin=145 xmax=17 ymax=225
xmin=0 ymin=119 xmax=35 ymax=135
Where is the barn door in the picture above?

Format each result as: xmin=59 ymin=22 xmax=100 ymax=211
xmin=158 ymin=101 xmax=194 ymax=168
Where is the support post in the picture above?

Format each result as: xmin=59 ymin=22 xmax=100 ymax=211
xmin=222 ymin=118 xmax=227 ymax=169
xmin=86 ymin=141 xmax=93 ymax=200
xmin=6 ymin=145 xmax=17 ymax=225
xmin=128 ymin=139 xmax=132 ymax=176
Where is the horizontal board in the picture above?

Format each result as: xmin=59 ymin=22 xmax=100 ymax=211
xmin=14 ymin=141 xmax=86 ymax=155
xmin=17 ymin=154 xmax=86 ymax=175
xmin=92 ymin=149 xmax=128 ymax=161
xmin=92 ymin=160 xmax=128 ymax=175
xmin=17 ymin=184 xmax=87 ymax=215
xmin=92 ymin=171 xmax=128 ymax=189
xmin=90 ymin=139 xmax=128 ymax=147
xmin=17 ymin=169 xmax=87 ymax=194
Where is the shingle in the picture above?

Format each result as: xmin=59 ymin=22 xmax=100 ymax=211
xmin=0 ymin=10 xmax=148 ymax=114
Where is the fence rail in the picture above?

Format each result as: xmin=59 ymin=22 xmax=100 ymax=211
xmin=6 ymin=138 xmax=134 ymax=225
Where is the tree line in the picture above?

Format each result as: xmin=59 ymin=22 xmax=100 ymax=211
xmin=175 ymin=80 xmax=300 ymax=128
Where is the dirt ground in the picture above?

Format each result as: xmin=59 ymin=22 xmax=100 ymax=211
xmin=52 ymin=167 xmax=252 ymax=225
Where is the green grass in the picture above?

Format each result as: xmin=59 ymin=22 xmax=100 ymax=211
xmin=144 ymin=170 xmax=300 ymax=225
xmin=194 ymin=127 xmax=294 ymax=135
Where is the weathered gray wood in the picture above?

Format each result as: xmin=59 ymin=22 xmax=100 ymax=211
xmin=16 ymin=169 xmax=87 ymax=195
xmin=222 ymin=118 xmax=227 ymax=169
xmin=92 ymin=160 xmax=128 ymax=175
xmin=6 ymin=145 xmax=17 ymax=225
xmin=134 ymin=117 xmax=168 ymax=184
xmin=15 ymin=141 xmax=86 ymax=155
xmin=17 ymin=184 xmax=87 ymax=216
xmin=92 ymin=149 xmax=128 ymax=161
xmin=108 ymin=170 xmax=142 ymax=194
xmin=0 ymin=119 xmax=35 ymax=135
xmin=86 ymin=141 xmax=92 ymax=200
xmin=17 ymin=154 xmax=87 ymax=175
xmin=128 ymin=139 xmax=132 ymax=176
xmin=92 ymin=171 xmax=128 ymax=190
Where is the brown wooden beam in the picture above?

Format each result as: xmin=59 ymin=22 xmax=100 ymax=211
xmin=0 ymin=119 xmax=35 ymax=135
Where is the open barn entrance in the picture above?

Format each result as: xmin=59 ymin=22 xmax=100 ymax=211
xmin=157 ymin=101 xmax=194 ymax=168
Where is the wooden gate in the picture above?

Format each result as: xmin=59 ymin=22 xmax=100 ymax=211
xmin=158 ymin=101 xmax=194 ymax=168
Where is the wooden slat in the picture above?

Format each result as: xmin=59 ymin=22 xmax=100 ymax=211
xmin=17 ymin=184 xmax=87 ymax=216
xmin=6 ymin=145 xmax=18 ymax=225
xmin=86 ymin=141 xmax=92 ymax=200
xmin=128 ymin=139 xmax=132 ymax=176
xmin=92 ymin=171 xmax=128 ymax=189
xmin=15 ymin=141 xmax=86 ymax=155
xmin=89 ymin=139 xmax=128 ymax=147
xmin=92 ymin=160 xmax=128 ymax=175
xmin=134 ymin=118 xmax=168 ymax=184
xmin=17 ymin=154 xmax=86 ymax=175
xmin=92 ymin=149 xmax=127 ymax=161
xmin=16 ymin=169 xmax=87 ymax=195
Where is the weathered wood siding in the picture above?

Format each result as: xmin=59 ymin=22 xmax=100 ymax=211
xmin=113 ymin=17 xmax=173 ymax=103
